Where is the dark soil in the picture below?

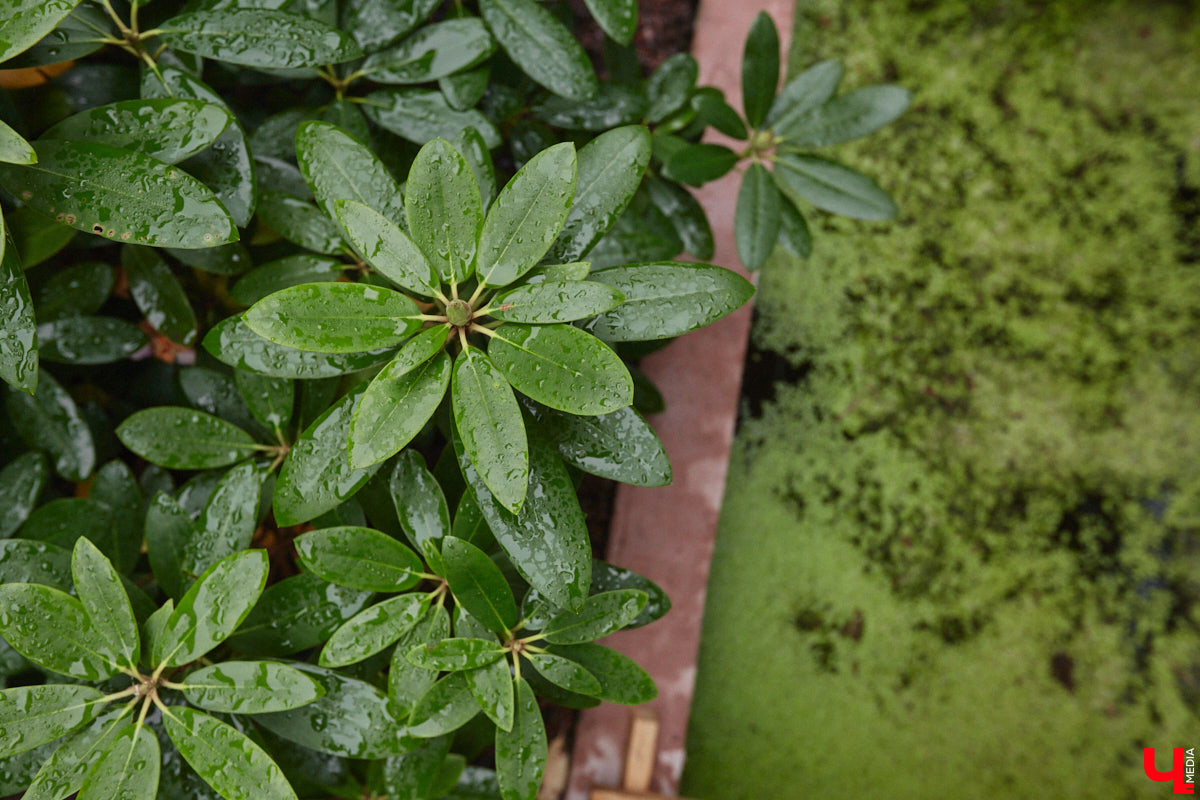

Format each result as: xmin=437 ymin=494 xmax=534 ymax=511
xmin=570 ymin=0 xmax=699 ymax=73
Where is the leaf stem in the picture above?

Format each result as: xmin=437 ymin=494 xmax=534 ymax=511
xmin=102 ymin=686 xmax=140 ymax=703
xmin=512 ymin=652 xmax=521 ymax=682
xmin=457 ymin=327 xmax=469 ymax=353
xmin=467 ymin=323 xmax=496 ymax=338
xmin=467 ymin=283 xmax=486 ymax=307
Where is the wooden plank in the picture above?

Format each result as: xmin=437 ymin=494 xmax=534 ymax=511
xmin=623 ymin=708 xmax=659 ymax=792
xmin=591 ymin=789 xmax=673 ymax=800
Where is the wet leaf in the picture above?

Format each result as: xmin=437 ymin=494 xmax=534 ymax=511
xmin=87 ymin=460 xmax=142 ymax=574
xmin=782 ymin=84 xmax=912 ymax=148
xmin=5 ymin=206 xmax=74 ymax=270
xmin=585 ymin=261 xmax=754 ymax=341
xmin=21 ymin=705 xmax=132 ymax=800
xmin=168 ymin=241 xmax=252 ymax=275
xmin=116 ymin=407 xmax=257 ymax=469
xmin=230 ymin=255 xmax=345 ymax=307
xmin=383 ymin=735 xmax=452 ymax=800
xmin=163 ymin=706 xmax=294 ymax=800
xmin=343 ymin=0 xmax=440 ymax=53
xmin=480 ymin=0 xmax=597 ymax=101
xmin=0 ymin=140 xmax=236 ymax=249
xmin=693 ymin=87 xmax=748 ymax=140
xmin=582 ymin=0 xmax=636 ymax=45
xmin=0 ymin=684 xmax=105 ymax=759
xmin=295 ymin=526 xmax=424 ymax=592
xmin=362 ymin=19 xmax=495 ymax=84
xmin=226 ymin=573 xmax=373 ymax=657
xmin=0 ymin=224 xmax=36 ymax=393
xmin=319 ymin=592 xmax=427 ymax=667
xmin=0 ymin=584 xmax=117 ymax=679
xmin=184 ymin=460 xmax=266 ymax=579
xmin=334 ymin=199 xmax=438 ymax=297
xmin=159 ymin=10 xmax=361 ymax=68
xmin=464 ymin=654 xmax=514 ymax=730
xmin=390 ymin=449 xmax=451 ymax=552
xmin=123 ymin=245 xmax=197 ymax=345
xmin=296 ymin=121 xmax=406 ymax=227
xmin=440 ymin=65 xmax=490 ymax=111
xmin=318 ymin=96 xmax=370 ymax=144
xmin=42 ymin=99 xmax=232 ymax=164
xmin=477 ymin=142 xmax=576 ymax=287
xmin=441 ymin=536 xmax=517 ymax=636
xmin=549 ymin=643 xmax=656 ymax=704
xmin=72 ymin=538 xmax=140 ymax=669
xmin=494 ymin=677 xmax=545 ymax=800
xmin=661 ymin=142 xmax=738 ymax=186
xmin=181 ymin=661 xmax=325 ymax=714
xmin=778 ymin=198 xmax=813 ymax=258
xmin=36 ymin=316 xmax=147 ymax=364
xmin=144 ymin=493 xmax=193 ymax=601
xmin=452 ymin=347 xmax=528 ymax=514
xmin=19 ymin=497 xmax=110 ymax=550
xmin=406 ymin=138 xmax=482 ymax=285
xmin=408 ymin=672 xmax=479 ymax=738
xmin=773 ymin=154 xmax=898 ymax=220
xmin=77 ymin=723 xmax=159 ymax=800
xmin=452 ymin=127 xmax=496 ymax=212
xmin=363 ymin=88 xmax=501 ymax=149
xmin=0 ymin=121 xmax=34 ymax=166
xmin=245 ymin=282 xmax=421 ymax=353
xmin=525 ymin=652 xmax=600 ymax=695
xmin=234 ymin=370 xmax=293 ymax=430
xmin=0 ymin=0 xmax=82 ymax=64
xmin=203 ymin=315 xmax=396 ymax=380
xmin=735 ymin=161 xmax=782 ymax=271
xmin=742 ymin=11 xmax=779 ymax=129
xmin=4 ymin=4 xmax=106 ymax=69
xmin=0 ymin=451 xmax=47 ymax=538
xmin=390 ymin=603 xmax=451 ymax=711
xmin=589 ymin=560 xmax=670 ymax=628
xmin=257 ymin=191 xmax=345 ymax=255
xmin=351 ymin=349 xmax=450 ymax=468
xmin=766 ymin=59 xmax=843 ymax=133
xmin=35 ymin=261 xmax=114 ymax=322
xmin=646 ymin=53 xmax=698 ymax=123
xmin=519 ymin=262 xmax=591 ymax=285
xmin=532 ymin=403 xmax=670 ymax=486
xmin=541 ymin=589 xmax=647 ymax=644
xmin=488 ymin=323 xmax=632 ymax=415
xmin=530 ymin=85 xmax=647 ymax=132
xmin=6 ymin=370 xmax=94 ymax=480
xmin=407 ymin=638 xmax=506 ymax=671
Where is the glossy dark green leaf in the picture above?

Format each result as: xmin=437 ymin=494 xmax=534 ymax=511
xmin=6 ymin=370 xmax=94 ymax=480
xmin=408 ymin=672 xmax=479 ymax=738
xmin=693 ymin=87 xmax=748 ymax=139
xmin=343 ymin=0 xmax=440 ymax=53
xmin=0 ymin=584 xmax=117 ymax=679
xmin=3 ymin=4 xmax=105 ymax=69
xmin=295 ymin=121 xmax=406 ymax=227
xmin=451 ymin=347 xmax=528 ymax=513
xmin=296 ymin=526 xmax=423 ymax=592
xmin=534 ymin=403 xmax=670 ymax=486
xmin=204 ymin=315 xmax=396 ymax=379
xmin=362 ymin=19 xmax=494 ymax=84
xmin=530 ymin=85 xmax=647 ymax=132
xmin=159 ymin=10 xmax=361 ymax=68
xmin=231 ymin=256 xmax=344 ymax=307
xmin=318 ymin=96 xmax=370 ymax=144
xmin=487 ymin=280 xmax=618 ymax=325
xmin=406 ymin=138 xmax=482 ymax=285
xmin=741 ymin=11 xmax=779 ymax=128
xmin=153 ymin=548 xmax=268 ymax=668
xmin=86 ymin=460 xmax=142 ymax=574
xmin=143 ymin=493 xmax=192 ymax=601
xmin=334 ymin=200 xmax=437 ymax=297
xmin=253 ymin=157 xmax=310 ymax=205
xmin=19 ymin=497 xmax=110 ymax=550
xmin=550 ymin=643 xmax=656 ymax=704
xmin=390 ymin=449 xmax=451 ymax=552
xmin=643 ymin=175 xmax=713 ymax=260
xmin=226 ymin=573 xmax=373 ymax=656
xmin=36 ymin=316 xmax=147 ymax=365
xmin=390 ymin=603 xmax=451 ymax=710
xmin=774 ymin=153 xmax=898 ymax=220
xmin=234 ymin=370 xmax=293 ymax=430
xmin=549 ymin=126 xmax=649 ymax=263
xmin=541 ymin=589 xmax=646 ymax=644
xmin=0 ymin=451 xmax=46 ymax=538
xmin=177 ymin=367 xmax=262 ymax=444
xmin=480 ymin=0 xmax=597 ymax=101
xmin=0 ymin=684 xmax=104 ymax=759
xmin=168 ymin=241 xmax=252 ymax=275
xmin=257 ymin=191 xmax=345 ymax=255
xmin=184 ymin=460 xmax=266 ymax=579
xmin=452 ymin=126 xmax=496 ymax=211
xmin=781 ymin=85 xmax=912 ymax=148
xmin=256 ymin=664 xmax=413 ymax=758
xmin=645 ymin=53 xmax=697 ymax=123
xmin=495 ymin=677 xmax=545 ymax=800
xmin=123 ymin=246 xmax=196 ymax=345
xmin=383 ymin=735 xmax=452 ymax=800
xmin=440 ymin=65 xmax=490 ymax=111
xmin=363 ymin=88 xmax=501 ymax=149
xmin=442 ymin=536 xmax=517 ymax=635
xmin=245 ymin=282 xmax=421 ymax=354
xmin=21 ymin=705 xmax=133 ymax=800
xmin=181 ymin=661 xmax=324 ymax=714
xmin=0 ymin=226 xmax=35 ymax=392
xmin=464 ymin=654 xmax=514 ymax=730
xmin=489 ymin=321 xmax=633 ymax=414
xmin=42 ymin=99 xmax=231 ymax=164
xmin=583 ymin=0 xmax=636 ymax=45
xmin=585 ymin=261 xmax=754 ymax=341
xmin=735 ymin=161 xmax=782 ymax=271
xmin=274 ymin=387 xmax=383 ymax=525
xmin=5 ymin=206 xmax=74 ymax=269
xmin=35 ymin=261 xmax=113 ymax=322
xmin=71 ymin=538 xmax=139 ymax=669
xmin=661 ymin=142 xmax=738 ymax=187
xmin=778 ymin=198 xmax=813 ymax=258
xmin=525 ymin=652 xmax=600 ymax=695
xmin=163 ymin=706 xmax=294 ymax=800
xmin=519 ymin=262 xmax=591 ymax=284
xmin=0 ymin=0 xmax=82 ymax=64
xmin=407 ymin=638 xmax=506 ymax=671
xmin=0 ymin=140 xmax=236 ymax=248
xmin=765 ymin=59 xmax=843 ymax=133
xmin=76 ymin=723 xmax=159 ymax=800
xmin=116 ymin=407 xmax=257 ymax=469
xmin=351 ymin=346 xmax=449 ymax=469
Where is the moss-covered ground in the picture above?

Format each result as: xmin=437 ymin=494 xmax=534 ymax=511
xmin=681 ymin=1 xmax=1200 ymax=797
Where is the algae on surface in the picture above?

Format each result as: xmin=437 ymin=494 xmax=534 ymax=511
xmin=682 ymin=1 xmax=1200 ymax=797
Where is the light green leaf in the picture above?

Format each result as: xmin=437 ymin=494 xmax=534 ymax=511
xmin=245 ymin=282 xmax=421 ymax=354
xmin=774 ymin=153 xmax=898 ymax=220
xmin=203 ymin=315 xmax=396 ymax=380
xmin=164 ymin=706 xmax=295 ymax=800
xmin=407 ymin=638 xmax=506 ymax=671
xmin=296 ymin=121 xmax=406 ymax=227
xmin=5 ymin=371 xmax=93 ymax=479
xmin=525 ymin=652 xmax=600 ymax=695
xmin=464 ymin=655 xmax=514 ymax=730
xmin=479 ymin=0 xmax=597 ymax=101
xmin=519 ymin=261 xmax=591 ymax=284
xmin=334 ymin=199 xmax=438 ymax=296
xmin=0 ymin=220 xmax=37 ymax=393
xmin=441 ymin=536 xmax=516 ymax=635
xmin=22 ymin=705 xmax=133 ymax=800
xmin=0 ymin=119 xmax=35 ymax=165
xmin=158 ymin=10 xmax=361 ymax=68
xmin=0 ymin=540 xmax=70 ymax=589
xmin=256 ymin=192 xmax=345 ymax=255
xmin=765 ymin=59 xmax=843 ymax=133
xmin=541 ymin=589 xmax=647 ymax=644
xmin=362 ymin=19 xmax=495 ymax=84
xmin=532 ymin=403 xmax=671 ymax=486
xmin=230 ymin=255 xmax=345 ymax=307
xmin=741 ymin=11 xmax=779 ymax=128
xmin=495 ymin=677 xmax=546 ymax=800
xmin=320 ymin=592 xmax=427 ymax=667
xmin=781 ymin=84 xmax=912 ymax=148
xmin=295 ymin=526 xmax=424 ymax=592
xmin=76 ymin=724 xmax=159 ymax=800
xmin=582 ymin=0 xmax=636 ymax=45
xmin=116 ymin=407 xmax=257 ymax=470
xmin=406 ymin=137 xmax=483 ymax=285
xmin=735 ymin=161 xmax=782 ymax=271
xmin=0 ymin=584 xmax=117 ymax=679
xmin=123 ymin=246 xmax=196 ymax=345
xmin=362 ymin=88 xmax=501 ymax=149
xmin=181 ymin=661 xmax=325 ymax=714
xmin=390 ymin=604 xmax=451 ymax=711
xmin=488 ymin=323 xmax=632 ymax=415
xmin=0 ymin=0 xmax=82 ymax=64
xmin=408 ymin=672 xmax=479 ymax=738
xmin=41 ymin=99 xmax=232 ymax=164
xmin=0 ymin=685 xmax=105 ymax=759
xmin=71 ymin=538 xmax=140 ymax=669
xmin=390 ymin=449 xmax=452 ymax=552
xmin=452 ymin=347 xmax=528 ymax=513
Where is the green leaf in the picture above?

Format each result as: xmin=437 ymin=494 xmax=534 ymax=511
xmin=362 ymin=19 xmax=495 ymax=84
xmin=487 ymin=323 xmax=633 ymax=415
xmin=22 ymin=705 xmax=133 ymax=800
xmin=159 ymin=10 xmax=361 ymax=68
xmin=765 ymin=59 xmax=843 ymax=133
xmin=533 ymin=403 xmax=670 ymax=486
xmin=0 ymin=0 xmax=82 ymax=64
xmin=343 ymin=0 xmax=440 ymax=53
xmin=407 ymin=638 xmax=506 ymax=671
xmin=257 ymin=191 xmax=345 ymax=255
xmin=390 ymin=604 xmax=451 ymax=711
xmin=778 ymin=198 xmax=813 ymax=258
xmin=585 ymin=261 xmax=754 ymax=341
xmin=36 ymin=316 xmax=147 ymax=365
xmin=582 ymin=0 xmax=636 ymax=45
xmin=519 ymin=261 xmax=592 ymax=284
xmin=3 ymin=3 xmax=105 ymax=69
xmin=441 ymin=536 xmax=517 ymax=635
xmin=550 ymin=643 xmax=656 ymax=704
xmin=464 ymin=655 xmax=514 ymax=731
xmin=390 ymin=449 xmax=451 ymax=551
xmin=383 ymin=736 xmax=453 ymax=800
xmin=440 ymin=65 xmax=490 ymax=111
xmin=319 ymin=96 xmax=371 ymax=144
xmin=42 ymin=99 xmax=232 ymax=164
xmin=406 ymin=138 xmax=483 ymax=285
xmin=35 ymin=261 xmax=114 ymax=322
xmin=235 ymin=370 xmax=293 ymax=430
xmin=123 ymin=246 xmax=197 ymax=345
xmin=203 ymin=315 xmax=396 ymax=380
xmin=0 ymin=451 xmax=47 ymax=537
xmin=693 ymin=87 xmax=748 ymax=140
xmin=87 ymin=461 xmax=142 ymax=574
xmin=5 ymin=205 xmax=74 ymax=269
xmin=661 ymin=143 xmax=738 ymax=186
xmin=741 ymin=11 xmax=779 ymax=128
xmin=320 ymin=592 xmax=427 ymax=668
xmin=163 ymin=706 xmax=295 ymax=800
xmin=245 ymin=282 xmax=421 ymax=354
xmin=72 ymin=538 xmax=140 ymax=669
xmin=0 ymin=684 xmax=105 ymax=759
xmin=6 ymin=370 xmax=94 ymax=480
xmin=116 ymin=407 xmax=257 ymax=470
xmin=451 ymin=347 xmax=529 ymax=513
xmin=408 ymin=672 xmax=479 ymax=738
xmin=76 ymin=724 xmax=159 ymax=800
xmin=296 ymin=121 xmax=406 ymax=227
xmin=781 ymin=85 xmax=911 ymax=147
xmin=181 ymin=661 xmax=325 ymax=714
xmin=274 ymin=387 xmax=384 ymax=526
xmin=549 ymin=126 xmax=650 ymax=263
xmin=256 ymin=664 xmax=413 ymax=758
xmin=362 ymin=88 xmax=501 ymax=149
xmin=495 ymin=677 xmax=546 ymax=800
xmin=0 ymin=119 xmax=35 ymax=165
xmin=0 ymin=584 xmax=117 ymax=679
xmin=185 ymin=460 xmax=266 ymax=579
xmin=351 ymin=341 xmax=451 ymax=469
xmin=477 ymin=142 xmax=576 ymax=287
xmin=231 ymin=255 xmax=345 ymax=307
xmin=295 ymin=526 xmax=424 ymax=592
xmin=452 ymin=126 xmax=497 ymax=211
xmin=541 ymin=589 xmax=647 ymax=644
xmin=0 ymin=227 xmax=36 ymax=393
xmin=735 ymin=161 xmax=783 ymax=271
xmin=0 ymin=140 xmax=237 ymax=249
xmin=774 ymin=154 xmax=898 ymax=220
xmin=525 ymin=652 xmax=600 ymax=695
xmin=19 ymin=497 xmax=110 ymax=550
xmin=334 ymin=200 xmax=438 ymax=297
xmin=153 ymin=548 xmax=268 ymax=668
xmin=168 ymin=242 xmax=252 ymax=275
xmin=226 ymin=573 xmax=372 ymax=657
xmin=646 ymin=53 xmax=698 ymax=123
xmin=479 ymin=0 xmax=597 ymax=101
xmin=529 ymin=85 xmax=647 ymax=132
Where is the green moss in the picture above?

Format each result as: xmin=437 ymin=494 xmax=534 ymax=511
xmin=682 ymin=2 xmax=1200 ymax=797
